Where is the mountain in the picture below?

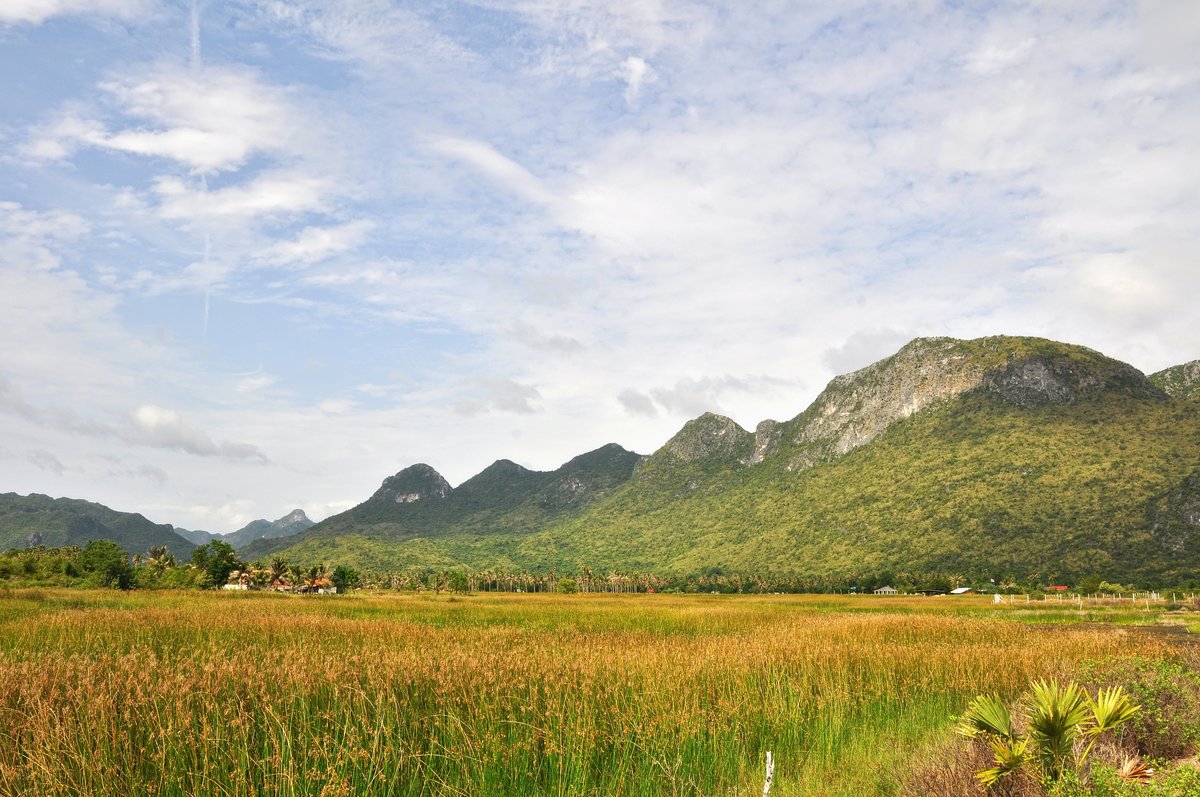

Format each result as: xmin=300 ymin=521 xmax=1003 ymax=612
xmin=259 ymin=336 xmax=1200 ymax=585
xmin=0 ymin=493 xmax=197 ymax=558
xmin=173 ymin=527 xmax=220 ymax=546
xmin=1150 ymin=360 xmax=1200 ymax=401
xmin=241 ymin=444 xmax=642 ymax=567
xmin=221 ymin=509 xmax=313 ymax=549
xmin=173 ymin=510 xmax=314 ymax=550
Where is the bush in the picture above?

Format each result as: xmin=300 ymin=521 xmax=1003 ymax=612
xmin=1078 ymin=653 xmax=1200 ymax=760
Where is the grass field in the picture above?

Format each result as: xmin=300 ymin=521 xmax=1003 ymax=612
xmin=0 ymin=590 xmax=1191 ymax=796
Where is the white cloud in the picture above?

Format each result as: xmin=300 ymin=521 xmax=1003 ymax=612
xmin=617 ymin=388 xmax=656 ymax=417
xmin=153 ymin=172 xmax=326 ymax=220
xmin=235 ymin=373 xmax=277 ymax=394
xmin=254 ymin=0 xmax=477 ymax=68
xmin=27 ymin=65 xmax=303 ymax=174
xmin=0 ymin=0 xmax=155 ymax=25
xmin=621 ymin=55 xmax=650 ymax=105
xmin=431 ymin=137 xmax=553 ymax=204
xmin=259 ymin=220 xmax=373 ymax=266
xmin=455 ymin=378 xmax=543 ymax=416
xmin=128 ymin=405 xmax=269 ymax=463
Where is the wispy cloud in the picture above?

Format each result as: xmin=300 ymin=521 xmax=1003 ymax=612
xmin=2 ymin=0 xmax=1199 ymax=531
xmin=0 ymin=0 xmax=156 ymax=25
xmin=25 ymin=65 xmax=303 ymax=174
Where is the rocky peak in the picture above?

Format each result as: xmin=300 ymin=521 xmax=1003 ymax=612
xmin=539 ymin=443 xmax=642 ymax=509
xmin=659 ymin=412 xmax=754 ymax=464
xmin=784 ymin=336 xmax=1162 ymax=471
xmin=371 ymin=463 xmax=452 ymax=504
xmin=270 ymin=509 xmax=313 ymax=532
xmin=1150 ymin=360 xmax=1200 ymax=401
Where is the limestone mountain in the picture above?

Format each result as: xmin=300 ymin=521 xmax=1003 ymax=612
xmin=221 ymin=509 xmax=314 ymax=549
xmin=0 ymin=493 xmax=197 ymax=558
xmin=241 ymin=444 xmax=642 ymax=565
xmin=173 ymin=509 xmax=314 ymax=550
xmin=1150 ymin=360 xmax=1200 ymax=401
xmin=260 ymin=335 xmax=1200 ymax=585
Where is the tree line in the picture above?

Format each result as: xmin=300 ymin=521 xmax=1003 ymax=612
xmin=4 ymin=542 xmax=1198 ymax=594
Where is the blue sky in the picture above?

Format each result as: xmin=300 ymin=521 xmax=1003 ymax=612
xmin=1 ymin=0 xmax=1198 ymax=532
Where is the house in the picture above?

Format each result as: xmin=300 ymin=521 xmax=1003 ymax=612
xmin=873 ymin=586 xmax=898 ymax=595
xmin=221 ymin=583 xmax=248 ymax=591
xmin=1047 ymin=585 xmax=1070 ymax=592
xmin=950 ymin=587 xmax=974 ymax=595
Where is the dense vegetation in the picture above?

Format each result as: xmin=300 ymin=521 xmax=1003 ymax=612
xmin=1 ymin=590 xmax=1196 ymax=796
xmin=0 ymin=493 xmax=196 ymax=557
xmin=267 ymin=391 xmax=1200 ymax=586
xmin=250 ymin=337 xmax=1200 ymax=585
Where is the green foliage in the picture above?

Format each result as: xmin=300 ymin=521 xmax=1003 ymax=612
xmin=79 ymin=540 xmax=133 ymax=589
xmin=190 ymin=541 xmax=242 ymax=588
xmin=960 ymin=679 xmax=1141 ymax=787
xmin=0 ymin=493 xmax=196 ymax=557
xmin=555 ymin=576 xmax=578 ymax=594
xmin=330 ymin=564 xmax=360 ymax=592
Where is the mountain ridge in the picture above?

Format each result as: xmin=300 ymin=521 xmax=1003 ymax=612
xmin=261 ymin=335 xmax=1200 ymax=584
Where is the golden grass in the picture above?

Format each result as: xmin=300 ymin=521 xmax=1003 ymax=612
xmin=0 ymin=591 xmax=1179 ymax=796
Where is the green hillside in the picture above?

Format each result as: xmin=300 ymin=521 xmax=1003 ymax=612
xmin=0 ymin=493 xmax=197 ymax=558
xmin=263 ymin=336 xmax=1200 ymax=585
xmin=241 ymin=443 xmax=641 ymax=562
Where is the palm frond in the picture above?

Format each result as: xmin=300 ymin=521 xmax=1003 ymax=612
xmin=977 ymin=738 xmax=1029 ymax=786
xmin=1088 ymin=686 xmax=1140 ymax=736
xmin=1115 ymin=755 xmax=1154 ymax=784
xmin=958 ymin=693 xmax=1016 ymax=740
xmin=1027 ymin=679 xmax=1089 ymax=780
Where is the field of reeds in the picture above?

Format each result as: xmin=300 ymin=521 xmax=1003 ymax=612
xmin=0 ymin=590 xmax=1190 ymax=797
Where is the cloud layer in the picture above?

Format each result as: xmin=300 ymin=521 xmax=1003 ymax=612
xmin=1 ymin=0 xmax=1197 ymax=531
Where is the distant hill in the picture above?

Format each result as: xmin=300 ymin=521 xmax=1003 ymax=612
xmin=173 ymin=527 xmax=219 ymax=546
xmin=1150 ymin=360 xmax=1200 ymax=401
xmin=222 ymin=509 xmax=313 ymax=549
xmin=260 ymin=336 xmax=1200 ymax=585
xmin=241 ymin=444 xmax=641 ymax=566
xmin=0 ymin=493 xmax=196 ymax=558
xmin=175 ymin=510 xmax=314 ymax=550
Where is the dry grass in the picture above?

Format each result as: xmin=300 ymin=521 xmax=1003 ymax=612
xmin=0 ymin=591 xmax=1178 ymax=797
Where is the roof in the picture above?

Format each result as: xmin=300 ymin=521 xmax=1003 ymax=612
xmin=950 ymin=587 xmax=974 ymax=594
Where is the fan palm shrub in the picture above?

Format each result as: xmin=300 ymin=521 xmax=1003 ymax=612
xmin=958 ymin=679 xmax=1142 ymax=788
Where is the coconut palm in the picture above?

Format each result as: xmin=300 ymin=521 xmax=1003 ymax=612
xmin=268 ymin=557 xmax=289 ymax=588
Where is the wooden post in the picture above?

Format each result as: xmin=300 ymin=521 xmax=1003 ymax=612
xmin=762 ymin=751 xmax=774 ymax=797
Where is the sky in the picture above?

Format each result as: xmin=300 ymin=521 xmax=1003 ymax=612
xmin=1 ymin=0 xmax=1198 ymax=532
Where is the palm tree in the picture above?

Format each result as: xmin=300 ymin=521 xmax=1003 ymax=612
xmin=268 ymin=557 xmax=289 ymax=588
xmin=145 ymin=545 xmax=176 ymax=571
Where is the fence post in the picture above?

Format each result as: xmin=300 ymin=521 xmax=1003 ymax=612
xmin=762 ymin=751 xmax=774 ymax=796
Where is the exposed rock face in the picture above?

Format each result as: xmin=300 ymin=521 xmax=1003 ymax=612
xmin=370 ymin=464 xmax=452 ymax=504
xmin=788 ymin=338 xmax=993 ymax=468
xmin=981 ymin=355 xmax=1161 ymax=407
xmin=742 ymin=420 xmax=782 ymax=465
xmin=780 ymin=336 xmax=1164 ymax=471
xmin=1150 ymin=360 xmax=1200 ymax=401
xmin=279 ymin=509 xmax=309 ymax=526
xmin=538 ymin=444 xmax=641 ymax=509
xmin=658 ymin=412 xmax=754 ymax=464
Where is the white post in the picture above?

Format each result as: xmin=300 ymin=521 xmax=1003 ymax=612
xmin=762 ymin=751 xmax=774 ymax=797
